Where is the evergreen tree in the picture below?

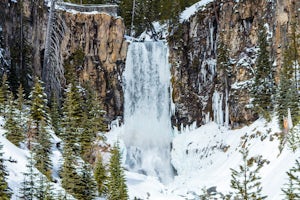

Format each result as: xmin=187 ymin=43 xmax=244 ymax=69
xmin=0 ymin=74 xmax=9 ymax=113
xmin=94 ymin=155 xmax=107 ymax=196
xmin=56 ymin=190 xmax=69 ymax=200
xmin=276 ymin=20 xmax=300 ymax=127
xmin=16 ymin=84 xmax=27 ymax=136
xmin=75 ymin=163 xmax=97 ymax=200
xmin=35 ymin=174 xmax=55 ymax=200
xmin=230 ymin=148 xmax=267 ymax=200
xmin=4 ymin=92 xmax=24 ymax=146
xmin=62 ymin=83 xmax=84 ymax=155
xmin=282 ymin=158 xmax=300 ymax=199
xmin=17 ymin=84 xmax=25 ymax=112
xmin=60 ymin=147 xmax=82 ymax=197
xmin=252 ymin=25 xmax=274 ymax=120
xmin=287 ymin=124 xmax=300 ymax=152
xmin=28 ymin=77 xmax=50 ymax=151
xmin=64 ymin=48 xmax=84 ymax=85
xmin=83 ymin=81 xmax=107 ymax=132
xmin=50 ymin=93 xmax=61 ymax=136
xmin=276 ymin=45 xmax=300 ymax=127
xmin=80 ymin=82 xmax=106 ymax=161
xmin=19 ymin=153 xmax=38 ymax=199
xmin=0 ymin=142 xmax=11 ymax=199
xmin=107 ymin=144 xmax=128 ymax=200
xmin=29 ymin=77 xmax=49 ymax=125
xmin=33 ymin=120 xmax=52 ymax=179
xmin=0 ymin=25 xmax=9 ymax=73
xmin=80 ymin=112 xmax=95 ymax=162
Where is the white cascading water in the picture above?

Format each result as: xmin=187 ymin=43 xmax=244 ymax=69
xmin=122 ymin=42 xmax=173 ymax=183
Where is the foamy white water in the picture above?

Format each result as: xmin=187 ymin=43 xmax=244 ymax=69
xmin=122 ymin=42 xmax=173 ymax=183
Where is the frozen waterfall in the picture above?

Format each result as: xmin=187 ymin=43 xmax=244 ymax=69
xmin=122 ymin=42 xmax=173 ymax=183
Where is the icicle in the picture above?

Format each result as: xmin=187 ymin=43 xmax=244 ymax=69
xmin=212 ymin=91 xmax=224 ymax=125
xmin=287 ymin=108 xmax=293 ymax=129
xmin=225 ymin=89 xmax=229 ymax=127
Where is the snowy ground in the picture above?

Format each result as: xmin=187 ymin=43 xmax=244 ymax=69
xmin=107 ymin=118 xmax=299 ymax=200
xmin=2 ymin=116 xmax=298 ymax=199
xmin=0 ymin=117 xmax=74 ymax=200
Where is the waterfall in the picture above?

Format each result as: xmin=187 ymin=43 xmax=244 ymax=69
xmin=122 ymin=42 xmax=173 ymax=183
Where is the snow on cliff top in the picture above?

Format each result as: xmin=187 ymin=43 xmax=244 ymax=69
xmin=180 ymin=0 xmax=214 ymax=22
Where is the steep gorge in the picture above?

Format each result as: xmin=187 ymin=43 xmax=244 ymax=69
xmin=1 ymin=0 xmax=299 ymax=128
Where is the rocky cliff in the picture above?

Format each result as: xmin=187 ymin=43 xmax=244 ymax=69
xmin=169 ymin=0 xmax=300 ymax=129
xmin=58 ymin=10 xmax=128 ymax=120
xmin=0 ymin=0 xmax=127 ymax=121
xmin=1 ymin=0 xmax=300 ymax=128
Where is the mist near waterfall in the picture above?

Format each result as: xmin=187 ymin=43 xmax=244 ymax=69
xmin=122 ymin=42 xmax=174 ymax=183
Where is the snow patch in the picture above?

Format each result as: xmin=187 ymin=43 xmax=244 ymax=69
xmin=180 ymin=0 xmax=214 ymax=23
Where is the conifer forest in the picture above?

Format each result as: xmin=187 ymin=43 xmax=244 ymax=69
xmin=0 ymin=0 xmax=300 ymax=199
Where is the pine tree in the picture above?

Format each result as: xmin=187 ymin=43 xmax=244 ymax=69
xmin=4 ymin=92 xmax=24 ymax=146
xmin=252 ymin=25 xmax=275 ymax=120
xmin=80 ymin=83 xmax=106 ymax=162
xmin=62 ymin=83 xmax=84 ymax=155
xmin=64 ymin=48 xmax=84 ymax=85
xmin=0 ymin=74 xmax=9 ymax=114
xmin=28 ymin=77 xmax=50 ymax=152
xmin=33 ymin=120 xmax=53 ymax=179
xmin=19 ymin=153 xmax=38 ymax=199
xmin=60 ymin=147 xmax=81 ymax=197
xmin=0 ymin=26 xmax=9 ymax=74
xmin=276 ymin=45 xmax=300 ymax=127
xmin=56 ymin=190 xmax=70 ymax=200
xmin=282 ymin=158 xmax=300 ymax=199
xmin=107 ymin=144 xmax=128 ymax=200
xmin=29 ymin=77 xmax=49 ymax=125
xmin=75 ymin=163 xmax=97 ymax=200
xmin=0 ymin=142 xmax=11 ymax=199
xmin=286 ymin=124 xmax=300 ymax=152
xmin=17 ymin=84 xmax=25 ymax=111
xmin=276 ymin=20 xmax=300 ymax=127
xmin=35 ymin=174 xmax=55 ymax=200
xmin=94 ymin=155 xmax=107 ymax=196
xmin=50 ymin=93 xmax=61 ymax=136
xmin=80 ymin=112 xmax=95 ymax=162
xmin=230 ymin=148 xmax=267 ymax=200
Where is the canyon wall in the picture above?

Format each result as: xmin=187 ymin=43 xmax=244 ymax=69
xmin=0 ymin=0 xmax=127 ymax=121
xmin=169 ymin=0 xmax=300 ymax=129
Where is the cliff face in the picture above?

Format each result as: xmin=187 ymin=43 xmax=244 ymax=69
xmin=59 ymin=11 xmax=128 ymax=120
xmin=0 ymin=0 xmax=127 ymax=121
xmin=169 ymin=0 xmax=300 ymax=129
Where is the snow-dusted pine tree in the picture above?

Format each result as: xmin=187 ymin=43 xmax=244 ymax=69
xmin=94 ymin=155 xmax=107 ymax=196
xmin=107 ymin=144 xmax=128 ymax=200
xmin=4 ymin=92 xmax=24 ymax=147
xmin=252 ymin=24 xmax=274 ymax=121
xmin=0 ymin=142 xmax=11 ymax=199
xmin=19 ymin=153 xmax=38 ymax=199
xmin=282 ymin=158 xmax=300 ymax=199
xmin=230 ymin=148 xmax=267 ymax=200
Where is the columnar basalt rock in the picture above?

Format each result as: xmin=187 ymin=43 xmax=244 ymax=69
xmin=59 ymin=11 xmax=128 ymax=120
